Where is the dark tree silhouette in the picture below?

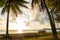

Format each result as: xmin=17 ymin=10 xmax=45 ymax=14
xmin=42 ymin=0 xmax=58 ymax=40
xmin=31 ymin=0 xmax=58 ymax=40
xmin=0 ymin=0 xmax=28 ymax=38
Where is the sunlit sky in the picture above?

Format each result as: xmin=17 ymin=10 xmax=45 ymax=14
xmin=0 ymin=0 xmax=60 ymax=34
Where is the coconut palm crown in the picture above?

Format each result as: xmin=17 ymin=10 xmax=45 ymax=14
xmin=0 ymin=0 xmax=28 ymax=16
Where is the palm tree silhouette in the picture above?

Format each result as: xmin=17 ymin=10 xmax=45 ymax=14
xmin=0 ymin=0 xmax=28 ymax=37
xmin=46 ymin=0 xmax=60 ymax=22
xmin=31 ymin=0 xmax=58 ymax=40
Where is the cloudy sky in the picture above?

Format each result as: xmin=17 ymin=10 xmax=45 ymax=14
xmin=0 ymin=0 xmax=60 ymax=34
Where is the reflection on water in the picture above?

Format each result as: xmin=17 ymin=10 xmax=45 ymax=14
xmin=0 ymin=30 xmax=18 ymax=34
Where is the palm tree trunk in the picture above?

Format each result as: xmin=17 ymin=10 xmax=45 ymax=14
xmin=6 ymin=2 xmax=10 ymax=36
xmin=42 ymin=0 xmax=58 ymax=40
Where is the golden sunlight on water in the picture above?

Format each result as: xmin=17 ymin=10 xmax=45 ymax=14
xmin=15 ymin=16 xmax=32 ymax=33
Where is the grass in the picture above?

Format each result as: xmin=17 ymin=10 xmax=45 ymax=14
xmin=0 ymin=32 xmax=60 ymax=40
xmin=24 ymin=33 xmax=60 ymax=40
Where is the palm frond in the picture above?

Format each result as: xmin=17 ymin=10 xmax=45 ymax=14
xmin=10 ymin=4 xmax=17 ymax=17
xmin=31 ymin=0 xmax=40 ymax=9
xmin=0 ymin=0 xmax=29 ymax=17
xmin=1 ymin=4 xmax=8 ymax=15
xmin=1 ymin=6 xmax=6 ymax=15
xmin=17 ymin=0 xmax=29 ymax=4
xmin=31 ymin=0 xmax=34 ymax=9
xmin=41 ymin=0 xmax=44 ymax=9
xmin=16 ymin=2 xmax=28 ymax=9
xmin=13 ymin=2 xmax=22 ymax=14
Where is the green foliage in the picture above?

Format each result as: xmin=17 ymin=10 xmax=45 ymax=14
xmin=31 ymin=0 xmax=60 ymax=22
xmin=0 ymin=0 xmax=29 ymax=17
xmin=46 ymin=0 xmax=60 ymax=22
xmin=55 ymin=14 xmax=60 ymax=22
xmin=46 ymin=0 xmax=60 ymax=13
xmin=0 ymin=0 xmax=5 ymax=7
xmin=31 ymin=0 xmax=60 ymax=13
xmin=31 ymin=0 xmax=45 ymax=11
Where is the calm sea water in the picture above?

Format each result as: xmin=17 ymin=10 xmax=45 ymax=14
xmin=0 ymin=30 xmax=60 ymax=34
xmin=0 ymin=30 xmax=18 ymax=34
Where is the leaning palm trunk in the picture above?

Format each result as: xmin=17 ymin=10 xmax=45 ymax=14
xmin=6 ymin=0 xmax=10 ymax=36
xmin=42 ymin=0 xmax=58 ymax=40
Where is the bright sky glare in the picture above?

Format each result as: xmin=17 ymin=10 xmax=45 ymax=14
xmin=0 ymin=0 xmax=60 ymax=34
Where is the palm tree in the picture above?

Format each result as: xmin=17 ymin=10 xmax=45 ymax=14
xmin=31 ymin=0 xmax=58 ymax=40
xmin=42 ymin=0 xmax=58 ymax=40
xmin=0 ymin=0 xmax=28 ymax=37
xmin=46 ymin=0 xmax=60 ymax=22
